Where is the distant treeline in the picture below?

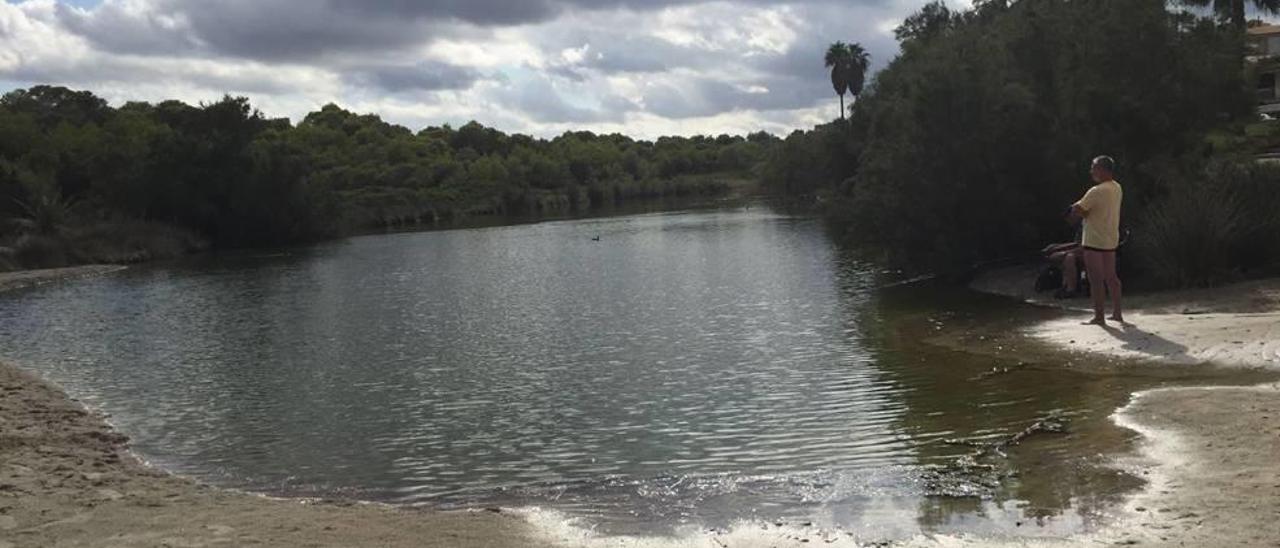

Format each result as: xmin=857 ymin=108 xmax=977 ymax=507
xmin=765 ymin=0 xmax=1280 ymax=287
xmin=0 ymin=86 xmax=777 ymax=269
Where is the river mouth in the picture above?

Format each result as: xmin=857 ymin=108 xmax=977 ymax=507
xmin=2 ymin=206 xmax=1274 ymax=542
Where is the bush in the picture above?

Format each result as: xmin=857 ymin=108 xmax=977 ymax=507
xmin=66 ymin=220 xmax=209 ymax=264
xmin=12 ymin=234 xmax=71 ymax=269
xmin=1133 ymin=161 xmax=1280 ymax=287
xmin=5 ymin=220 xmax=208 ymax=270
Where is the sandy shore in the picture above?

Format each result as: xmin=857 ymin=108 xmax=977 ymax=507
xmin=0 ymin=361 xmax=550 ymax=548
xmin=967 ymin=268 xmax=1280 ymax=547
xmin=1031 ymin=311 xmax=1280 ymax=368
xmin=1104 ymin=382 xmax=1280 ymax=547
xmin=0 ymin=265 xmax=127 ymax=294
xmin=974 ymin=265 xmax=1280 ymax=369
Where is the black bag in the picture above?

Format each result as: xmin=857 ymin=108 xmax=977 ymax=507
xmin=1035 ymin=264 xmax=1061 ymax=292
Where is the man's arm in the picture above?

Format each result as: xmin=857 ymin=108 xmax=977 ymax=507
xmin=1042 ymin=241 xmax=1077 ymax=254
xmin=1066 ymin=204 xmax=1086 ymax=225
xmin=1067 ymin=187 xmax=1096 ymax=225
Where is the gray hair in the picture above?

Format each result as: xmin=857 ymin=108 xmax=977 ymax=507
xmin=1092 ymin=155 xmax=1116 ymax=173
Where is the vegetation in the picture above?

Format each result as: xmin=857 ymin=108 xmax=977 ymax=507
xmin=0 ymin=86 xmax=777 ymax=270
xmin=1135 ymin=160 xmax=1280 ymax=286
xmin=766 ymin=0 xmax=1280 ymax=287
xmin=1183 ymin=0 xmax=1280 ymax=30
xmin=823 ymin=42 xmax=870 ymax=121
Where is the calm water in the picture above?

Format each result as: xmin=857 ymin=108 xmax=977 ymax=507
xmin=0 ymin=207 xmax=1258 ymax=540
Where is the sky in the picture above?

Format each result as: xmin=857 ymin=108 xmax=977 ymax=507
xmin=1 ymin=0 xmax=950 ymax=138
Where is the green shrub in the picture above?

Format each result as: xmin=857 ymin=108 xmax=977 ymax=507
xmin=1218 ymin=161 xmax=1280 ymax=270
xmin=1134 ymin=161 xmax=1280 ymax=287
xmin=66 ymin=220 xmax=208 ymax=264
xmin=4 ymin=220 xmax=208 ymax=270
xmin=12 ymin=234 xmax=71 ymax=269
xmin=0 ymin=248 xmax=16 ymax=272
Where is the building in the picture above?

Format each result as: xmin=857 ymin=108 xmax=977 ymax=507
xmin=1248 ymin=24 xmax=1280 ymax=116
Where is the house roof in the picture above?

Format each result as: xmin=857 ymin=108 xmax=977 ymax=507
xmin=1248 ymin=24 xmax=1280 ymax=37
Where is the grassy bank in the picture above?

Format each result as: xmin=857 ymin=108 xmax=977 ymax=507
xmin=1 ymin=219 xmax=209 ymax=271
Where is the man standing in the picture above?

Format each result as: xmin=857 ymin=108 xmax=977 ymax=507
xmin=1070 ymin=156 xmax=1124 ymax=325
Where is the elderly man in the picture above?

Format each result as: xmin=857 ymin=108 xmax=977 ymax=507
xmin=1068 ymin=156 xmax=1124 ymax=325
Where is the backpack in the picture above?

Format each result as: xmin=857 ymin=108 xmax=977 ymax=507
xmin=1035 ymin=264 xmax=1061 ymax=292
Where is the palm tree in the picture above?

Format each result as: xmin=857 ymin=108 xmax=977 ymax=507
xmin=825 ymin=42 xmax=851 ymax=120
xmin=1183 ymin=0 xmax=1280 ymax=31
xmin=846 ymin=43 xmax=871 ymax=109
xmin=824 ymin=42 xmax=872 ymax=121
xmin=13 ymin=192 xmax=77 ymax=236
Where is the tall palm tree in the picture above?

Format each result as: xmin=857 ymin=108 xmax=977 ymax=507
xmin=846 ymin=43 xmax=871 ymax=109
xmin=1183 ymin=0 xmax=1280 ymax=31
xmin=824 ymin=42 xmax=872 ymax=121
xmin=825 ymin=42 xmax=851 ymax=120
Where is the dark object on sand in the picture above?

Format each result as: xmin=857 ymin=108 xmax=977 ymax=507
xmin=1035 ymin=264 xmax=1062 ymax=292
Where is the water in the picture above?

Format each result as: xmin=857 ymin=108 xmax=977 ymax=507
xmin=0 ymin=207 xmax=1266 ymax=541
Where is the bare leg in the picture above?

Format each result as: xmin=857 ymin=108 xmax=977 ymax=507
xmin=1082 ymin=250 xmax=1106 ymax=325
xmin=1063 ymin=250 xmax=1079 ymax=292
xmin=1103 ymin=251 xmax=1123 ymax=322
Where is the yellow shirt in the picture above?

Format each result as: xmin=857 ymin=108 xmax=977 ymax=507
xmin=1075 ymin=180 xmax=1123 ymax=250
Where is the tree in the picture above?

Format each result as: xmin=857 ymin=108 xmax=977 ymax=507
xmin=825 ymin=42 xmax=852 ymax=120
xmin=1183 ymin=0 xmax=1280 ymax=31
xmin=0 ymin=85 xmax=109 ymax=128
xmin=771 ymin=0 xmax=1252 ymax=271
xmin=824 ymin=42 xmax=871 ymax=121
xmin=0 ymin=84 xmax=781 ymax=269
xmin=846 ymin=43 xmax=871 ymax=110
xmin=895 ymin=1 xmax=955 ymax=43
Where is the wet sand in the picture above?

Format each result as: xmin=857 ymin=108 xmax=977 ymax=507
xmin=1103 ymin=382 xmax=1280 ymax=547
xmin=966 ymin=268 xmax=1280 ymax=547
xmin=0 ymin=265 xmax=126 ymax=294
xmin=0 ymin=361 xmax=549 ymax=548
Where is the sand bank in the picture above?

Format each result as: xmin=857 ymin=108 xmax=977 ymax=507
xmin=1031 ymin=311 xmax=1280 ymax=368
xmin=963 ymin=269 xmax=1280 ymax=547
xmin=0 ymin=265 xmax=126 ymax=294
xmin=1102 ymin=382 xmax=1280 ymax=547
xmin=973 ymin=265 xmax=1280 ymax=369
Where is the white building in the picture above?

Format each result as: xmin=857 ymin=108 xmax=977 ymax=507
xmin=1248 ymin=24 xmax=1280 ymax=116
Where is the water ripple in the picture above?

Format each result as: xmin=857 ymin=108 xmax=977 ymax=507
xmin=0 ymin=208 xmax=1137 ymax=537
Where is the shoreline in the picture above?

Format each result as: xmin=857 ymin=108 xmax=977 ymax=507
xmin=0 ymin=360 xmax=550 ymax=548
xmin=3 ymin=264 xmax=1278 ymax=546
xmin=0 ymin=266 xmax=551 ymax=547
xmin=1102 ymin=382 xmax=1280 ymax=546
xmin=964 ymin=267 xmax=1280 ymax=547
xmin=0 ymin=265 xmax=128 ymax=294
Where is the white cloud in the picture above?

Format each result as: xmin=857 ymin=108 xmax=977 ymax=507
xmin=0 ymin=0 xmax=944 ymax=138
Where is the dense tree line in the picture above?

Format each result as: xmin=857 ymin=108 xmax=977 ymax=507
xmin=0 ymin=86 xmax=777 ymax=269
xmin=766 ymin=0 xmax=1280 ymax=286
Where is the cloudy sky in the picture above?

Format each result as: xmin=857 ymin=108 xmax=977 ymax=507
xmin=0 ymin=0 xmax=953 ymax=138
